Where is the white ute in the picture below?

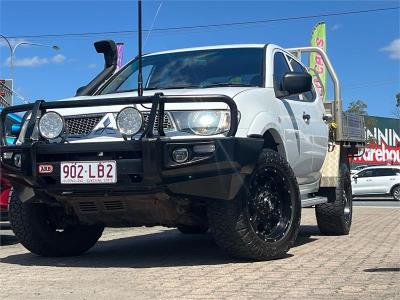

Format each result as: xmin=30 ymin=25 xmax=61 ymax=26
xmin=1 ymin=41 xmax=365 ymax=260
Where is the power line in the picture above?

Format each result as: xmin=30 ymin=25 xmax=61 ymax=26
xmin=3 ymin=6 xmax=399 ymax=40
xmin=343 ymin=80 xmax=399 ymax=90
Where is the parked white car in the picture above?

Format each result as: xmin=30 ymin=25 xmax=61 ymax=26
xmin=352 ymin=166 xmax=400 ymax=200
xmin=350 ymin=164 xmax=368 ymax=175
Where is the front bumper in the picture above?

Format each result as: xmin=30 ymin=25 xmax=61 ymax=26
xmin=1 ymin=137 xmax=263 ymax=201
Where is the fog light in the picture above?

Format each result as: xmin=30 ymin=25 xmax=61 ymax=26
xmin=39 ymin=111 xmax=64 ymax=139
xmin=172 ymin=148 xmax=189 ymax=163
xmin=116 ymin=107 xmax=143 ymax=136
xmin=193 ymin=144 xmax=216 ymax=153
xmin=3 ymin=152 xmax=13 ymax=160
xmin=14 ymin=153 xmax=22 ymax=168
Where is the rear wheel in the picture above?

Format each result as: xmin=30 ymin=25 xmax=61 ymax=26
xmin=392 ymin=186 xmax=400 ymax=201
xmin=316 ymin=163 xmax=352 ymax=235
xmin=9 ymin=192 xmax=104 ymax=257
xmin=177 ymin=225 xmax=209 ymax=234
xmin=208 ymin=149 xmax=301 ymax=261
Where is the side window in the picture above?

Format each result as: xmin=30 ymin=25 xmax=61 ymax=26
xmin=357 ymin=170 xmax=374 ymax=178
xmin=288 ymin=57 xmax=316 ymax=102
xmin=376 ymin=168 xmax=398 ymax=177
xmin=273 ymin=52 xmax=291 ymax=93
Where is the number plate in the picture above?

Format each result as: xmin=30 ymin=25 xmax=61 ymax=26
xmin=60 ymin=161 xmax=117 ymax=184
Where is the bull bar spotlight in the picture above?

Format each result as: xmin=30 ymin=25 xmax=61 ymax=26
xmin=116 ymin=107 xmax=143 ymax=136
xmin=38 ymin=111 xmax=64 ymax=139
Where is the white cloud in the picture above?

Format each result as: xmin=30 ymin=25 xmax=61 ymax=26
xmin=381 ymin=39 xmax=400 ymax=60
xmin=3 ymin=54 xmax=67 ymax=67
xmin=51 ymin=54 xmax=66 ymax=63
xmin=5 ymin=56 xmax=48 ymax=67
xmin=0 ymin=38 xmax=29 ymax=48
xmin=88 ymin=63 xmax=97 ymax=69
xmin=331 ymin=24 xmax=341 ymax=31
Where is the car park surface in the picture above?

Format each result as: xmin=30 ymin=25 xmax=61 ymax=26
xmin=0 ymin=206 xmax=399 ymax=300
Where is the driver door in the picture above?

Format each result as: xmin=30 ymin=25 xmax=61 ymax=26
xmin=272 ymin=51 xmax=314 ymax=185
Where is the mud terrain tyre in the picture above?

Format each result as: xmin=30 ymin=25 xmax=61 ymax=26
xmin=315 ymin=163 xmax=352 ymax=235
xmin=177 ymin=225 xmax=209 ymax=234
xmin=208 ymin=149 xmax=301 ymax=261
xmin=9 ymin=192 xmax=104 ymax=257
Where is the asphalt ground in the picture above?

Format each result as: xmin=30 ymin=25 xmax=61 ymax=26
xmin=0 ymin=200 xmax=399 ymax=299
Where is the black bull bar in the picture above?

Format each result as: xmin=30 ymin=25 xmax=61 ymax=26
xmin=0 ymin=94 xmax=264 ymax=201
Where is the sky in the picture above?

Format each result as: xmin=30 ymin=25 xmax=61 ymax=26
xmin=0 ymin=0 xmax=399 ymax=117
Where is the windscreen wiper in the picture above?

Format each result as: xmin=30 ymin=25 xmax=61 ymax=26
xmin=201 ymin=83 xmax=254 ymax=88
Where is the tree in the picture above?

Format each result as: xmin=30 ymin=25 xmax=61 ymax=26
xmin=346 ymin=100 xmax=368 ymax=115
xmin=346 ymin=100 xmax=376 ymax=144
xmin=394 ymin=93 xmax=400 ymax=119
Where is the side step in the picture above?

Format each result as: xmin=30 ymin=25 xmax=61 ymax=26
xmin=301 ymin=196 xmax=328 ymax=208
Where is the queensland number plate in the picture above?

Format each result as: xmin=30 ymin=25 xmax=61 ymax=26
xmin=60 ymin=161 xmax=117 ymax=184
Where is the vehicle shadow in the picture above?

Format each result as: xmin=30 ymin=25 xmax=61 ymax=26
xmin=1 ymin=225 xmax=320 ymax=268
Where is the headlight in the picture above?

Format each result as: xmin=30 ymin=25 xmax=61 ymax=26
xmin=38 ymin=112 xmax=64 ymax=139
xmin=172 ymin=110 xmax=231 ymax=136
xmin=116 ymin=107 xmax=143 ymax=136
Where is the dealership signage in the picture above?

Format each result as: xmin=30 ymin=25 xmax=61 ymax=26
xmin=0 ymin=79 xmax=13 ymax=107
xmin=351 ymin=116 xmax=400 ymax=165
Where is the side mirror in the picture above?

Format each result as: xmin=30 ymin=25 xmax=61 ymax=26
xmin=353 ymin=174 xmax=358 ymax=179
xmin=11 ymin=124 xmax=21 ymax=136
xmin=281 ymin=72 xmax=312 ymax=96
xmin=75 ymin=86 xmax=87 ymax=96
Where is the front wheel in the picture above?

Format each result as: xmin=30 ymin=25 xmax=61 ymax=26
xmin=9 ymin=192 xmax=104 ymax=257
xmin=208 ymin=149 xmax=301 ymax=261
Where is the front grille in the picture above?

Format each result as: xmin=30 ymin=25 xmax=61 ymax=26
xmin=104 ymin=200 xmax=124 ymax=211
xmin=78 ymin=201 xmax=97 ymax=212
xmin=143 ymin=112 xmax=174 ymax=130
xmin=65 ymin=115 xmax=104 ymax=136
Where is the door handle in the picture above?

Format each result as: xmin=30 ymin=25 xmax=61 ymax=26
xmin=366 ymin=179 xmax=372 ymax=182
xmin=303 ymin=112 xmax=311 ymax=122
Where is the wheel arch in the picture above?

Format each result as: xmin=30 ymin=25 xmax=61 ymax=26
xmin=262 ymin=128 xmax=287 ymax=160
xmin=390 ymin=184 xmax=400 ymax=195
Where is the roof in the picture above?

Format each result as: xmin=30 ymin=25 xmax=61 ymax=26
xmin=146 ymin=44 xmax=267 ymax=56
xmin=360 ymin=165 xmax=400 ymax=170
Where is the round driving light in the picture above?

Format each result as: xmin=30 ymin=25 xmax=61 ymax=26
xmin=38 ymin=112 xmax=64 ymax=139
xmin=172 ymin=148 xmax=189 ymax=163
xmin=116 ymin=107 xmax=143 ymax=136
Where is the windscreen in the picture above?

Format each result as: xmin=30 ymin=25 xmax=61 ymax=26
xmin=100 ymin=47 xmax=264 ymax=94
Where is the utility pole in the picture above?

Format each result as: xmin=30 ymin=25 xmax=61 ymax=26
xmin=0 ymin=34 xmax=59 ymax=105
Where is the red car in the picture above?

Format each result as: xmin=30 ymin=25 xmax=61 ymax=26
xmin=0 ymin=177 xmax=11 ymax=221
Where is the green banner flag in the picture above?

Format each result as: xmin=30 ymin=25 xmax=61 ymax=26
xmin=309 ymin=22 xmax=327 ymax=101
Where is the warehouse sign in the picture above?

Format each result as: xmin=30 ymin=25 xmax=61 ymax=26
xmin=352 ymin=116 xmax=400 ymax=165
xmin=0 ymin=79 xmax=13 ymax=107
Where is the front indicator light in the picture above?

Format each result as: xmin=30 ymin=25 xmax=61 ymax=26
xmin=193 ymin=144 xmax=216 ymax=153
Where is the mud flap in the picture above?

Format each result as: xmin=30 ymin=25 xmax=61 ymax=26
xmin=320 ymin=143 xmax=341 ymax=187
